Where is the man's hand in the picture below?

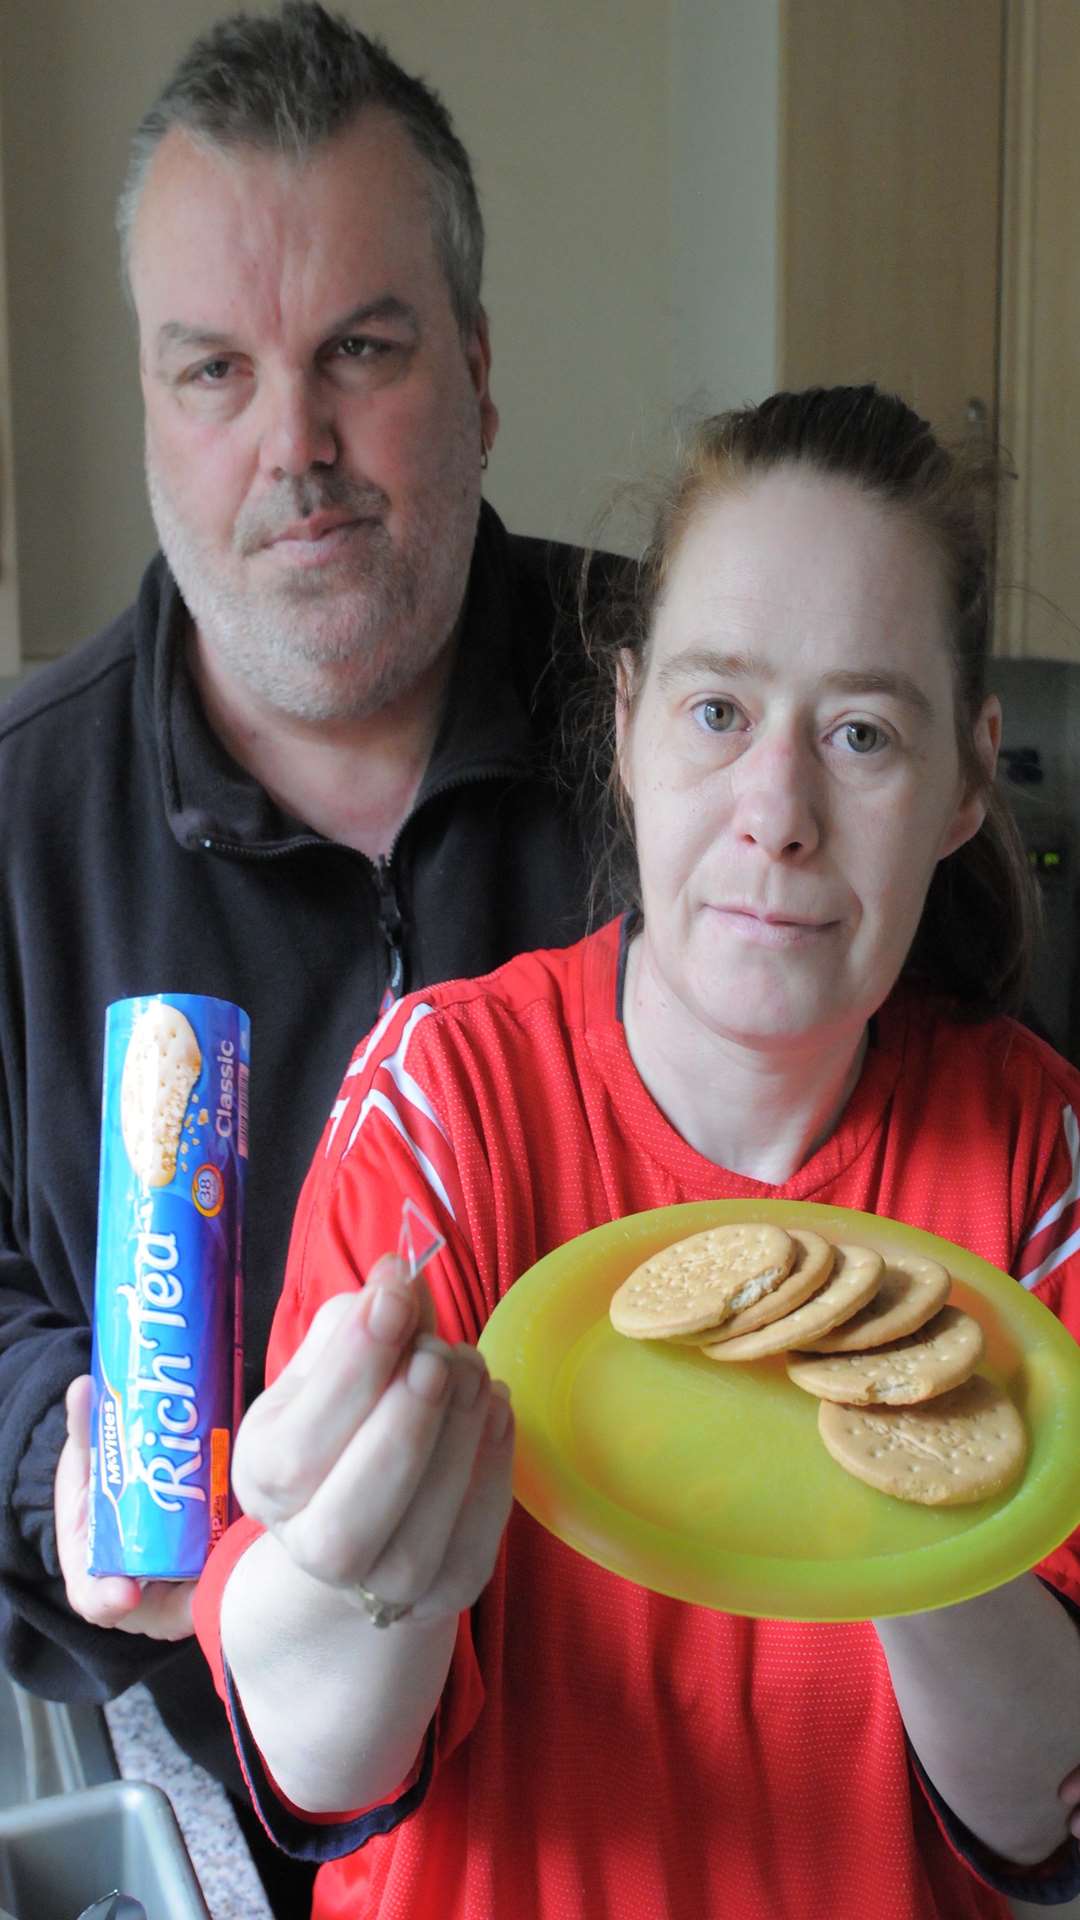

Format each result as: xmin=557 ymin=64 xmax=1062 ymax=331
xmin=231 ymin=1254 xmax=513 ymax=1627
xmin=55 ymin=1375 xmax=195 ymax=1641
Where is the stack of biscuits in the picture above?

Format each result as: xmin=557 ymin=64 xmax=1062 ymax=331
xmin=608 ymin=1222 xmax=1026 ymax=1506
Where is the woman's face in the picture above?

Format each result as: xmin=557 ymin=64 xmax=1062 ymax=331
xmin=617 ymin=465 xmax=999 ymax=1053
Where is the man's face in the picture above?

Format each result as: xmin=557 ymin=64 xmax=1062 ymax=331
xmin=131 ymin=112 xmax=498 ymax=724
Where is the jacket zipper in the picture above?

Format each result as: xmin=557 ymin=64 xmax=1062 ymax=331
xmin=373 ymin=766 xmax=517 ymax=1004
xmin=373 ymin=856 xmax=405 ymax=1003
xmin=195 ymin=762 xmax=519 ymax=1007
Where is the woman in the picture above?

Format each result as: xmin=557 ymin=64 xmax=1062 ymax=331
xmin=194 ymin=387 xmax=1080 ymax=1920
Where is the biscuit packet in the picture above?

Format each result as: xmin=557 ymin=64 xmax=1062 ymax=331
xmin=87 ymin=994 xmax=250 ymax=1579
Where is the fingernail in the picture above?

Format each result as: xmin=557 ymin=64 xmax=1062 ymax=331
xmin=368 ymin=1252 xmax=409 ymax=1288
xmin=368 ymin=1286 xmax=411 ymax=1343
xmin=454 ymin=1360 xmax=484 ymax=1411
xmin=485 ymin=1393 xmax=512 ymax=1444
xmin=407 ymin=1347 xmax=449 ymax=1403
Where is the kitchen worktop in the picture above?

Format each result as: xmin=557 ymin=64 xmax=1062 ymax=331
xmin=104 ymin=1685 xmax=271 ymax=1920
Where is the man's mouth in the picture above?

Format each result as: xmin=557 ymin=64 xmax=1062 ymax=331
xmin=254 ymin=511 xmax=384 ymax=571
xmin=268 ymin=511 xmax=367 ymax=546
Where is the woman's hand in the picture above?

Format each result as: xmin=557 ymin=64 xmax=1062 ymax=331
xmin=230 ymin=1255 xmax=514 ymax=1627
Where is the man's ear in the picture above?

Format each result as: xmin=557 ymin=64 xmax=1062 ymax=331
xmin=466 ymin=307 xmax=499 ymax=458
xmin=938 ymin=694 xmax=1002 ymax=860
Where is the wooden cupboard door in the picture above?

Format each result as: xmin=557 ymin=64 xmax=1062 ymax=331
xmin=998 ymin=0 xmax=1080 ymax=660
xmin=0 ymin=100 xmax=18 ymax=677
xmin=778 ymin=0 xmax=1004 ymax=451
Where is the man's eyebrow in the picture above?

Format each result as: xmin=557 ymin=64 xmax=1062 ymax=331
xmin=153 ymin=296 xmax=420 ymax=362
xmin=328 ymin=295 xmax=420 ymax=338
xmin=656 ymin=648 xmax=935 ymax=719
xmin=155 ymin=321 xmax=240 ymax=360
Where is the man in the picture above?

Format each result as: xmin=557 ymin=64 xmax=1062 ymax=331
xmin=0 ymin=3 xmax=607 ymax=1905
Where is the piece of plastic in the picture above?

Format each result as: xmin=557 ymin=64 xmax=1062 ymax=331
xmin=396 ymin=1197 xmax=445 ymax=1281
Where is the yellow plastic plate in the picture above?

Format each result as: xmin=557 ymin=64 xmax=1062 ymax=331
xmin=477 ymin=1199 xmax=1080 ymax=1620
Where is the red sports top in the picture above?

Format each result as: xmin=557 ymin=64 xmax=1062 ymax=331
xmin=195 ymin=920 xmax=1080 ymax=1920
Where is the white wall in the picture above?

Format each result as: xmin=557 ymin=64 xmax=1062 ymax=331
xmin=669 ymin=0 xmax=780 ymax=416
xmin=1 ymin=0 xmax=198 ymax=658
xmin=357 ymin=0 xmax=673 ymax=557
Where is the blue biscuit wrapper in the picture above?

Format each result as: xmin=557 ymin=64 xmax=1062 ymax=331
xmin=88 ymin=994 xmax=250 ymax=1580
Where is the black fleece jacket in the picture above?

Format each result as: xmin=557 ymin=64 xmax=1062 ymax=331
xmin=0 ymin=502 xmax=603 ymax=1789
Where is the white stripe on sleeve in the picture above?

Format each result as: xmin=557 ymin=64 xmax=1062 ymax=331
xmin=379 ymin=1005 xmax=449 ymax=1143
xmin=1021 ymin=1106 xmax=1080 ymax=1249
xmin=1020 ymin=1221 xmax=1080 ymax=1293
xmin=343 ymin=996 xmax=419 ymax=1081
xmin=344 ymin=1088 xmax=456 ymax=1220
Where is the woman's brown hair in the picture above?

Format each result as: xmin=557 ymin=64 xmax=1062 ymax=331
xmin=579 ymin=384 xmax=1038 ymax=1019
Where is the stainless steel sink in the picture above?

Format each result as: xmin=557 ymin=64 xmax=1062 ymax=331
xmin=0 ymin=1676 xmax=209 ymax=1918
xmin=0 ymin=1674 xmax=117 ymax=1808
xmin=0 ymin=1779 xmax=210 ymax=1919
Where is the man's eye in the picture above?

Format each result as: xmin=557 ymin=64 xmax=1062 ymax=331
xmin=696 ymin=699 xmax=742 ymax=734
xmin=837 ymin=719 xmax=888 ymax=755
xmin=194 ymin=359 xmax=232 ymax=384
xmin=337 ymin=336 xmax=393 ymax=360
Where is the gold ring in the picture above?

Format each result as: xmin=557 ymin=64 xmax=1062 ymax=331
xmin=353 ymin=1582 xmax=411 ymax=1629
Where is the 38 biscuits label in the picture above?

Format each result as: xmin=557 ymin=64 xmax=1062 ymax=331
xmin=88 ymin=994 xmax=250 ymax=1579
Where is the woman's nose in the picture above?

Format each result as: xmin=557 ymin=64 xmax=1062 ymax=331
xmin=729 ymin=734 xmax=822 ymax=860
xmin=259 ymin=374 xmax=338 ymax=477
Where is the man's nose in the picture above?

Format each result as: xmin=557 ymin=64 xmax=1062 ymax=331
xmin=729 ymin=731 xmax=822 ymax=860
xmin=258 ymin=374 xmax=338 ymax=477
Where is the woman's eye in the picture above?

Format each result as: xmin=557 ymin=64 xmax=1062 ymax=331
xmin=696 ymin=699 xmax=742 ymax=734
xmin=837 ymin=719 xmax=888 ymax=755
xmin=193 ymin=358 xmax=232 ymax=384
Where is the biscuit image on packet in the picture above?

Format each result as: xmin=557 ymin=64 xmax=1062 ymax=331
xmin=120 ymin=1003 xmax=203 ymax=1187
xmin=88 ymin=993 xmax=250 ymax=1580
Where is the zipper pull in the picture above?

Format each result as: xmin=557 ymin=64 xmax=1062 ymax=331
xmin=374 ymin=857 xmax=406 ymax=1006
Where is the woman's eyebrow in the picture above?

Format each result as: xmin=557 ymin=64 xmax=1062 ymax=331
xmin=655 ymin=648 xmax=758 ymax=690
xmin=820 ymin=669 xmax=935 ymax=720
xmin=655 ymin=649 xmax=934 ymax=719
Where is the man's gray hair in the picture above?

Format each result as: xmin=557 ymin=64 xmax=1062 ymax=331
xmin=117 ymin=1 xmax=485 ymax=336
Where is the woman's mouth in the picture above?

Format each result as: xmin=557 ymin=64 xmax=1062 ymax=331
xmin=708 ymin=905 xmax=840 ymax=948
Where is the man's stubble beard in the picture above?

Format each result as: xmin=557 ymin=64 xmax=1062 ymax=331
xmin=145 ymin=437 xmax=481 ymax=726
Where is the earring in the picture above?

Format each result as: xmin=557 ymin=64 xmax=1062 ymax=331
xmin=480 ymin=444 xmax=489 ymax=472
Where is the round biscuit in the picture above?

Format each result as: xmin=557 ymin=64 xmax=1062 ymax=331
xmin=786 ymin=1304 xmax=985 ymax=1405
xmin=817 ymin=1375 xmax=1027 ymax=1505
xmin=699 ymin=1241 xmax=883 ymax=1361
xmin=694 ymin=1229 xmax=835 ymax=1343
xmin=796 ymin=1250 xmax=950 ymax=1352
xmin=609 ymin=1222 xmax=795 ymax=1339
